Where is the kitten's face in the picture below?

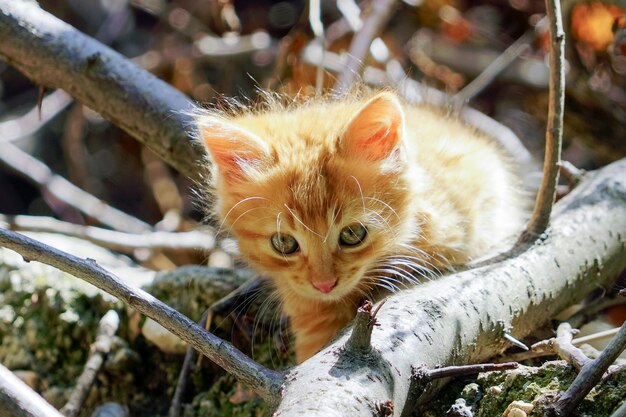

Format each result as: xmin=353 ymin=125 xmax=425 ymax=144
xmin=200 ymin=93 xmax=413 ymax=302
xmin=218 ymin=158 xmax=410 ymax=302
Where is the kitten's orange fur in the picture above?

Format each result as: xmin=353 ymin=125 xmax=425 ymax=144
xmin=198 ymin=91 xmax=526 ymax=362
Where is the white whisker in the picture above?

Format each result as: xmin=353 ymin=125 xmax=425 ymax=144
xmin=350 ymin=175 xmax=366 ymax=215
xmin=218 ymin=196 xmax=269 ymax=234
xmin=284 ymin=204 xmax=323 ymax=238
xmin=227 ymin=206 xmax=270 ymax=233
xmin=365 ymin=196 xmax=400 ymax=220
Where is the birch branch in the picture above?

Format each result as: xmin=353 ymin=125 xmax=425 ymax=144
xmin=0 ymin=0 xmax=203 ymax=180
xmin=0 ymin=363 xmax=65 ymax=417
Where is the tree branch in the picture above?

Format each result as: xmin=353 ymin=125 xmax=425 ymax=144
xmin=520 ymin=0 xmax=566 ymax=241
xmin=0 ymin=89 xmax=73 ymax=143
xmin=0 ymin=214 xmax=215 ymax=253
xmin=60 ymin=310 xmax=121 ymax=417
xmin=0 ymin=0 xmax=203 ymax=180
xmin=0 ymin=362 xmax=65 ymax=417
xmin=0 ymin=228 xmax=285 ymax=406
xmin=334 ymin=0 xmax=398 ymax=94
xmin=554 ymin=320 xmax=626 ymax=416
xmin=0 ymin=145 xmax=151 ymax=233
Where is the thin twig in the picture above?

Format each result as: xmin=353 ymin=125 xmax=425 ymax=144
xmin=334 ymin=0 xmax=398 ymax=94
xmin=0 ymin=228 xmax=285 ymax=405
xmin=0 ymin=145 xmax=151 ymax=233
xmin=553 ymin=322 xmax=626 ymax=416
xmin=553 ymin=322 xmax=592 ymax=372
xmin=519 ymin=0 xmax=565 ymax=242
xmin=418 ymin=362 xmax=519 ymax=380
xmin=573 ymin=327 xmax=620 ymax=345
xmin=454 ymin=28 xmax=536 ymax=102
xmin=401 ymin=362 xmax=518 ymax=417
xmin=0 ymin=214 xmax=214 ymax=252
xmin=559 ymin=160 xmax=585 ymax=186
xmin=0 ymin=362 xmax=65 ymax=417
xmin=308 ymin=0 xmax=325 ymax=95
xmin=168 ymin=310 xmax=208 ymax=417
xmin=0 ymin=89 xmax=73 ymax=143
xmin=60 ymin=310 xmax=120 ymax=417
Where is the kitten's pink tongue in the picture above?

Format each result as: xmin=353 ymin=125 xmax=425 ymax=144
xmin=313 ymin=280 xmax=337 ymax=294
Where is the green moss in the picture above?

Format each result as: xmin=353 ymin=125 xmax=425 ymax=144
xmin=184 ymin=374 xmax=267 ymax=417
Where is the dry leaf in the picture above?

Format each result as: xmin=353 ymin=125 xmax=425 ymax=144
xmin=571 ymin=2 xmax=626 ymax=51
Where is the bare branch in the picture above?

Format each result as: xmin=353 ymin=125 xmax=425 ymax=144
xmin=573 ymin=327 xmax=621 ymax=346
xmin=60 ymin=310 xmax=120 ymax=417
xmin=554 ymin=322 xmax=592 ymax=372
xmin=0 ymin=89 xmax=73 ymax=143
xmin=334 ymin=0 xmax=398 ymax=93
xmin=308 ymin=0 xmax=325 ymax=95
xmin=520 ymin=0 xmax=566 ymax=241
xmin=402 ymin=362 xmax=518 ymax=417
xmin=554 ymin=321 xmax=626 ymax=416
xmin=454 ymin=27 xmax=536 ymax=102
xmin=0 ymin=214 xmax=215 ymax=253
xmin=0 ymin=0 xmax=203 ymax=180
xmin=0 ymin=362 xmax=65 ymax=417
xmin=0 ymin=228 xmax=285 ymax=405
xmin=0 ymin=145 xmax=151 ymax=233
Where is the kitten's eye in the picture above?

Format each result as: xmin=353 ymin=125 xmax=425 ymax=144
xmin=270 ymin=233 xmax=299 ymax=254
xmin=339 ymin=224 xmax=367 ymax=247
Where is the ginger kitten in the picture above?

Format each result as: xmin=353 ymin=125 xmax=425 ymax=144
xmin=198 ymin=91 xmax=526 ymax=362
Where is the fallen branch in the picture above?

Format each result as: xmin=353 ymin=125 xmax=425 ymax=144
xmin=553 ymin=320 xmax=626 ymax=416
xmin=552 ymin=323 xmax=591 ymax=372
xmin=0 ymin=89 xmax=73 ymax=143
xmin=0 ymin=362 xmax=65 ymax=417
xmin=402 ymin=362 xmax=518 ymax=417
xmin=0 ymin=0 xmax=202 ymax=180
xmin=454 ymin=27 xmax=536 ymax=102
xmin=60 ymin=310 xmax=121 ymax=417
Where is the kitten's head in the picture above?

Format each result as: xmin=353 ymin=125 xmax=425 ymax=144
xmin=199 ymin=92 xmax=418 ymax=302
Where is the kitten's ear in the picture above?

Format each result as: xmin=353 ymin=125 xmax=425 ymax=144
xmin=199 ymin=117 xmax=271 ymax=182
xmin=340 ymin=93 xmax=404 ymax=161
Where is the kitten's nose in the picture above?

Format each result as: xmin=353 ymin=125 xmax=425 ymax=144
xmin=312 ymin=279 xmax=337 ymax=294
